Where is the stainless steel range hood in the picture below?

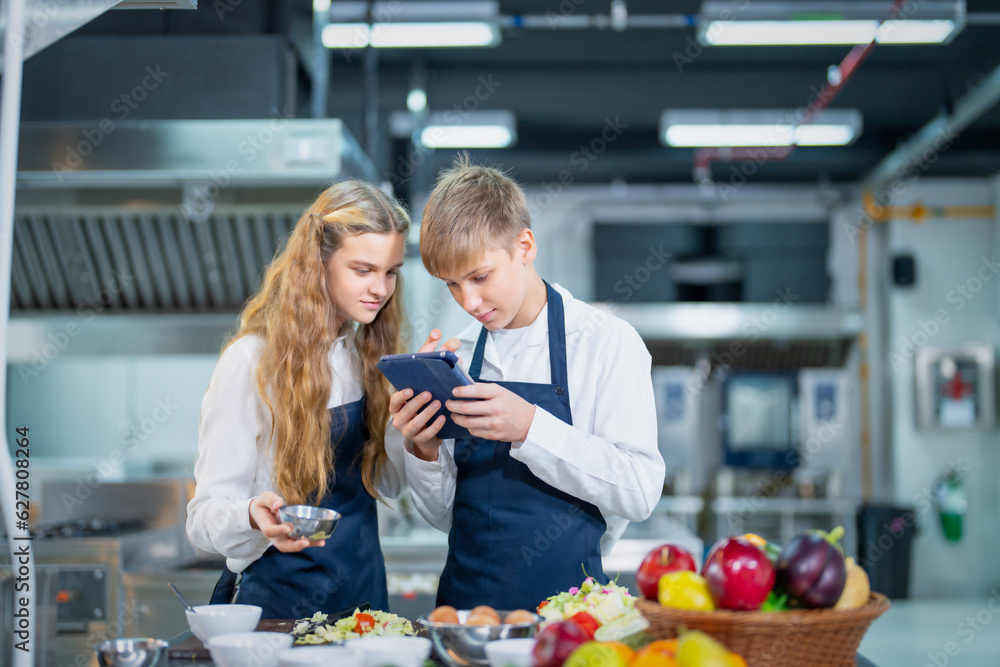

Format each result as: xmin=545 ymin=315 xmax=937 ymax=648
xmin=12 ymin=120 xmax=378 ymax=314
xmin=17 ymin=119 xmax=378 ymax=187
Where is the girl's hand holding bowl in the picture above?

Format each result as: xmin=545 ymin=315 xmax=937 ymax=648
xmin=249 ymin=492 xmax=327 ymax=553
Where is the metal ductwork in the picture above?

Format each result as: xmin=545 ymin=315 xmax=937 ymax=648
xmin=0 ymin=0 xmax=196 ymax=73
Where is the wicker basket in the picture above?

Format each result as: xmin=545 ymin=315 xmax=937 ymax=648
xmin=636 ymin=593 xmax=890 ymax=667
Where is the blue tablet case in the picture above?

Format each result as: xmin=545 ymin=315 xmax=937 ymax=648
xmin=376 ymin=351 xmax=476 ymax=440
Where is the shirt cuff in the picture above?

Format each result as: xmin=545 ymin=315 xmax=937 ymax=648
xmin=517 ymin=406 xmax=570 ymax=459
xmin=238 ymin=497 xmax=261 ymax=541
xmin=403 ymin=444 xmax=444 ymax=473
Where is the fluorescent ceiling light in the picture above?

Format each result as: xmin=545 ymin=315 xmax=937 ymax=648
xmin=389 ymin=110 xmax=516 ymax=148
xmin=703 ymin=20 xmax=877 ymax=46
xmin=701 ymin=19 xmax=958 ymax=45
xmin=875 ymin=20 xmax=957 ymax=44
xmin=322 ymin=21 xmax=498 ymax=48
xmin=322 ymin=23 xmax=370 ymax=49
xmin=697 ymin=1 xmax=963 ymax=46
xmin=421 ymin=125 xmax=513 ymax=148
xmin=322 ymin=1 xmax=501 ymax=48
xmin=659 ymin=109 xmax=862 ymax=147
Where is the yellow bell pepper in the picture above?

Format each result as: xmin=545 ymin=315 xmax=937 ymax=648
xmin=657 ymin=571 xmax=716 ymax=611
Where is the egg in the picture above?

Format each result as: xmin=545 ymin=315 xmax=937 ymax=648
xmin=428 ymin=605 xmax=460 ymax=624
xmin=464 ymin=613 xmax=497 ymax=626
xmin=503 ymin=609 xmax=536 ymax=625
xmin=469 ymin=605 xmax=501 ymax=624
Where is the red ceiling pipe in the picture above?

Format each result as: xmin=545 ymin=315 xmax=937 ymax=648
xmin=692 ymin=0 xmax=911 ymax=184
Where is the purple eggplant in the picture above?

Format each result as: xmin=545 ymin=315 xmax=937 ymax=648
xmin=775 ymin=526 xmax=847 ymax=608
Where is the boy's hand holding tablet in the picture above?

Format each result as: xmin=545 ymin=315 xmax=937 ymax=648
xmin=447 ymin=382 xmax=536 ymax=443
xmin=385 ymin=329 xmax=536 ymax=459
xmin=385 ymin=330 xmax=464 ymax=459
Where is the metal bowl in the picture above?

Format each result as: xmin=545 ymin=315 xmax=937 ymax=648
xmin=277 ymin=505 xmax=341 ymax=540
xmin=416 ymin=610 xmax=540 ymax=667
xmin=94 ymin=638 xmax=169 ymax=667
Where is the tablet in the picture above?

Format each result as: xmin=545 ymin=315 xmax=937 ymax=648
xmin=376 ymin=350 xmax=478 ymax=440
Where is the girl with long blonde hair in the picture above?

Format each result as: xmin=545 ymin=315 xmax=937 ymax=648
xmin=186 ymin=180 xmax=410 ymax=619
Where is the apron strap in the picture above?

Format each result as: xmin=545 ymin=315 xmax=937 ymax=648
xmin=470 ymin=323 xmax=489 ymax=380
xmin=468 ymin=281 xmax=570 ymax=397
xmin=544 ymin=282 xmax=570 ymax=402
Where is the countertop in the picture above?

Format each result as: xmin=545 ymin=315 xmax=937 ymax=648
xmin=160 ymin=627 xmax=880 ymax=667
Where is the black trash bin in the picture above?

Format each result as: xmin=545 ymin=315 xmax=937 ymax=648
xmin=856 ymin=505 xmax=918 ymax=599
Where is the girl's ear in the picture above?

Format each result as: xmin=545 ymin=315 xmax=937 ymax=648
xmin=517 ymin=228 xmax=537 ymax=264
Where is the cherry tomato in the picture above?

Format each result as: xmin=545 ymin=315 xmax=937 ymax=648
xmin=355 ymin=612 xmax=376 ymax=634
xmin=568 ymin=611 xmax=600 ymax=640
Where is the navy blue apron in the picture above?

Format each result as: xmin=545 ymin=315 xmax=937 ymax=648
xmin=436 ymin=282 xmax=608 ymax=610
xmin=210 ymin=397 xmax=388 ymax=619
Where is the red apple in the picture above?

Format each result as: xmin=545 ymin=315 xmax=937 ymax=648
xmin=701 ymin=537 xmax=776 ymax=611
xmin=635 ymin=544 xmax=698 ymax=601
xmin=532 ymin=620 xmax=588 ymax=667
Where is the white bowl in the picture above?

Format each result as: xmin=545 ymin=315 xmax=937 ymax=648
xmin=277 ymin=646 xmax=364 ymax=667
xmin=352 ymin=636 xmax=432 ymax=667
xmin=484 ymin=638 xmax=535 ymax=667
xmin=186 ymin=605 xmax=263 ymax=643
xmin=206 ymin=631 xmax=294 ymax=667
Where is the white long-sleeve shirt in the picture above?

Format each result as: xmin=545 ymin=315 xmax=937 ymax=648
xmin=186 ymin=331 xmax=406 ymax=574
xmin=401 ymin=283 xmax=664 ymax=555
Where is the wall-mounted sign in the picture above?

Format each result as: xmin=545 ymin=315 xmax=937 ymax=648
xmin=915 ymin=344 xmax=995 ymax=430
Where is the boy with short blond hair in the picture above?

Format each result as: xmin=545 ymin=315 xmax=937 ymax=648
xmin=391 ymin=158 xmax=664 ymax=610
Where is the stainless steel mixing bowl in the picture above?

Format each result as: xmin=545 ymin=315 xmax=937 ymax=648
xmin=94 ymin=638 xmax=169 ymax=667
xmin=277 ymin=505 xmax=341 ymax=540
xmin=416 ymin=610 xmax=540 ymax=667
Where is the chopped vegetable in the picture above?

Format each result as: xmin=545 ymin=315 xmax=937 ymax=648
xmin=538 ymin=578 xmax=644 ymax=629
xmin=291 ymin=609 xmax=415 ymax=644
xmin=355 ymin=612 xmax=376 ymax=634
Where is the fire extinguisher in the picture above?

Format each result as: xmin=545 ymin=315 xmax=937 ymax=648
xmin=933 ymin=467 xmax=967 ymax=542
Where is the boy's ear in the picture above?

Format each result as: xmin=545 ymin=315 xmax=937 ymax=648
xmin=517 ymin=228 xmax=537 ymax=264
